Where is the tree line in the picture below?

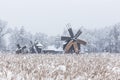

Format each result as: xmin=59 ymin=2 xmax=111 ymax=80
xmin=0 ymin=19 xmax=120 ymax=53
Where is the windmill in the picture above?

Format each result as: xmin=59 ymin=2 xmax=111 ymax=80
xmin=16 ymin=44 xmax=27 ymax=54
xmin=61 ymin=25 xmax=86 ymax=54
xmin=29 ymin=40 xmax=42 ymax=53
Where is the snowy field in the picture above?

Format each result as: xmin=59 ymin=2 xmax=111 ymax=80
xmin=0 ymin=53 xmax=120 ymax=80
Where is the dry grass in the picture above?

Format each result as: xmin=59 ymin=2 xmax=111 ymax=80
xmin=0 ymin=53 xmax=120 ymax=80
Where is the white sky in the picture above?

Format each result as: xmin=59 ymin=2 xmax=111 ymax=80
xmin=0 ymin=0 xmax=120 ymax=36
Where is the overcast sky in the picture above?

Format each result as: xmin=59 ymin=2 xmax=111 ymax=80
xmin=0 ymin=0 xmax=120 ymax=36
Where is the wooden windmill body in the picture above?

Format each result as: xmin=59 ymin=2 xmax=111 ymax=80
xmin=61 ymin=28 xmax=86 ymax=54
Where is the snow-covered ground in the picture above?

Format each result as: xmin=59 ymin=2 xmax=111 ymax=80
xmin=0 ymin=53 xmax=120 ymax=80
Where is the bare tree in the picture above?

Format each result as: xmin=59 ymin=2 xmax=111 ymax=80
xmin=108 ymin=24 xmax=120 ymax=53
xmin=9 ymin=26 xmax=32 ymax=51
xmin=0 ymin=20 xmax=9 ymax=51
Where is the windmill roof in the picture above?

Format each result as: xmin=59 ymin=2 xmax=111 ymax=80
xmin=36 ymin=43 xmax=43 ymax=47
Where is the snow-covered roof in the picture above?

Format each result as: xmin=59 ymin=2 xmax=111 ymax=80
xmin=47 ymin=45 xmax=63 ymax=51
xmin=36 ymin=43 xmax=43 ymax=47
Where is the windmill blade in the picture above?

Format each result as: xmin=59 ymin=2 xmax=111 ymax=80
xmin=77 ymin=39 xmax=87 ymax=45
xmin=22 ymin=46 xmax=27 ymax=50
xmin=61 ymin=36 xmax=71 ymax=41
xmin=74 ymin=29 xmax=82 ymax=39
xmin=30 ymin=41 xmax=33 ymax=45
xmin=17 ymin=44 xmax=21 ymax=49
xmin=64 ymin=40 xmax=73 ymax=53
xmin=73 ymin=42 xmax=79 ymax=53
xmin=68 ymin=28 xmax=74 ymax=38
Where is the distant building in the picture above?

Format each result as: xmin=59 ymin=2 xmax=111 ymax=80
xmin=43 ymin=45 xmax=63 ymax=54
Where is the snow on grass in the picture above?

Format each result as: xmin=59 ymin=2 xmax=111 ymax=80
xmin=0 ymin=53 xmax=120 ymax=80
